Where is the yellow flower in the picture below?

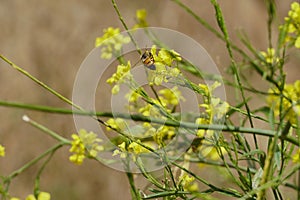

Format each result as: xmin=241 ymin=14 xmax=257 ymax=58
xmin=138 ymin=102 xmax=161 ymax=118
xmin=292 ymin=149 xmax=300 ymax=163
xmin=267 ymin=80 xmax=300 ymax=124
xmin=146 ymin=46 xmax=182 ymax=86
xmin=128 ymin=140 xmax=150 ymax=154
xmin=133 ymin=9 xmax=148 ymax=28
xmin=179 ymin=174 xmax=198 ymax=192
xmin=114 ymin=142 xmax=127 ymax=158
xmin=153 ymin=126 xmax=175 ymax=147
xmin=197 ymin=82 xmax=229 ymax=124
xmin=95 ymin=27 xmax=130 ymax=59
xmin=69 ymin=129 xmax=103 ymax=165
xmin=0 ymin=144 xmax=5 ymax=157
xmin=11 ymin=192 xmax=51 ymax=200
xmin=37 ymin=192 xmax=51 ymax=200
xmin=106 ymin=118 xmax=128 ymax=131
xmin=295 ymin=36 xmax=300 ymax=48
xmin=260 ymin=48 xmax=279 ymax=64
xmin=281 ymin=2 xmax=300 ymax=48
xmin=125 ymin=90 xmax=141 ymax=103
xmin=158 ymin=86 xmax=185 ymax=106
xmin=106 ymin=61 xmax=132 ymax=94
xmin=69 ymin=133 xmax=85 ymax=165
xmin=152 ymin=46 xmax=182 ymax=67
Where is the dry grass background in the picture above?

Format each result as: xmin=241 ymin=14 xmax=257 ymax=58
xmin=0 ymin=0 xmax=298 ymax=199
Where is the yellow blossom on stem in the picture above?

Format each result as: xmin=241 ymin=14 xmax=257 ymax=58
xmin=69 ymin=134 xmax=85 ymax=165
xmin=23 ymin=192 xmax=51 ymax=200
xmin=133 ymin=9 xmax=148 ymax=28
xmin=0 ymin=144 xmax=5 ymax=157
xmin=150 ymin=45 xmax=182 ymax=67
xmin=113 ymin=142 xmax=127 ymax=158
xmin=281 ymin=2 xmax=300 ymax=48
xmin=106 ymin=118 xmax=128 ymax=131
xmin=267 ymin=80 xmax=300 ymax=124
xmin=146 ymin=45 xmax=182 ymax=86
xmin=128 ymin=140 xmax=150 ymax=154
xmin=153 ymin=126 xmax=175 ymax=147
xmin=69 ymin=129 xmax=104 ymax=165
xmin=125 ymin=90 xmax=141 ymax=103
xmin=194 ymin=82 xmax=229 ymax=160
xmin=158 ymin=86 xmax=185 ymax=106
xmin=95 ymin=27 xmax=130 ymax=59
xmin=292 ymin=149 xmax=300 ymax=163
xmin=260 ymin=48 xmax=279 ymax=64
xmin=179 ymin=174 xmax=198 ymax=192
xmin=106 ymin=61 xmax=132 ymax=94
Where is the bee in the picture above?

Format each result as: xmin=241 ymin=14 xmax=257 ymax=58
xmin=141 ymin=50 xmax=156 ymax=70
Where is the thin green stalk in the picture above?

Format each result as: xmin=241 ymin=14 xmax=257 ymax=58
xmin=171 ymin=0 xmax=224 ymax=41
xmin=172 ymin=0 xmax=280 ymax=89
xmin=0 ymin=54 xmax=83 ymax=111
xmin=136 ymin=157 xmax=165 ymax=190
xmin=266 ymin=0 xmax=276 ymax=48
xmin=4 ymin=143 xmax=64 ymax=186
xmin=22 ymin=115 xmax=71 ymax=144
xmin=0 ymin=100 xmax=298 ymax=146
xmin=172 ymin=161 xmax=243 ymax=198
xmin=142 ymin=190 xmax=191 ymax=199
xmin=210 ymin=0 xmax=257 ymax=149
xmin=111 ymin=0 xmax=141 ymax=54
xmin=34 ymin=144 xmax=59 ymax=196
xmin=257 ymin=126 xmax=280 ymax=199
xmin=123 ymin=157 xmax=141 ymax=200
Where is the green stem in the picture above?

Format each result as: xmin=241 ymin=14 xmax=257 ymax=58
xmin=111 ymin=0 xmax=141 ymax=54
xmin=4 ymin=143 xmax=64 ymax=184
xmin=0 ymin=54 xmax=83 ymax=111
xmin=172 ymin=161 xmax=243 ymax=198
xmin=210 ymin=0 xmax=257 ymax=149
xmin=34 ymin=144 xmax=59 ymax=196
xmin=23 ymin=115 xmax=71 ymax=144
xmin=1 ymin=101 xmax=298 ymax=146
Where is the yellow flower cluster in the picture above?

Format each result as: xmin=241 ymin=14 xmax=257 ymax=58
xmin=95 ymin=27 xmax=131 ymax=59
xmin=281 ymin=2 xmax=300 ymax=48
xmin=153 ymin=125 xmax=176 ymax=147
xmin=146 ymin=46 xmax=182 ymax=86
xmin=69 ymin=129 xmax=104 ymax=165
xmin=194 ymin=82 xmax=229 ymax=160
xmin=133 ymin=9 xmax=148 ymax=29
xmin=292 ymin=149 xmax=300 ymax=163
xmin=106 ymin=61 xmax=132 ymax=94
xmin=197 ymin=82 xmax=229 ymax=131
xmin=179 ymin=174 xmax=198 ymax=192
xmin=159 ymin=86 xmax=185 ymax=106
xmin=113 ymin=140 xmax=150 ymax=161
xmin=106 ymin=118 xmax=128 ymax=131
xmin=0 ymin=144 xmax=5 ymax=157
xmin=151 ymin=46 xmax=182 ymax=67
xmin=260 ymin=48 xmax=279 ymax=65
xmin=267 ymin=80 xmax=300 ymax=125
xmin=10 ymin=192 xmax=51 ymax=200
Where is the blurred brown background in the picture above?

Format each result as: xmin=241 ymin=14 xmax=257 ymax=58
xmin=0 ymin=0 xmax=298 ymax=199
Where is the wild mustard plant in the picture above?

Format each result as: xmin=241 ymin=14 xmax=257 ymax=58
xmin=1 ymin=1 xmax=300 ymax=200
